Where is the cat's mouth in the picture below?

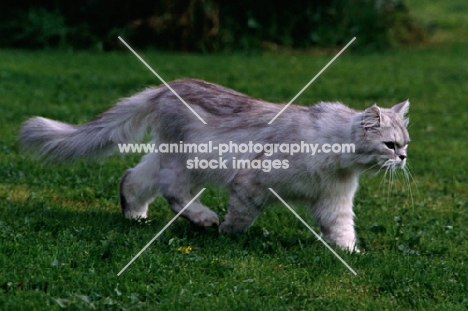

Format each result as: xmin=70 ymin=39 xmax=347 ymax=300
xmin=381 ymin=158 xmax=406 ymax=170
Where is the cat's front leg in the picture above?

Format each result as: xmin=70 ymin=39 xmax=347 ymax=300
xmin=219 ymin=196 xmax=261 ymax=233
xmin=219 ymin=181 xmax=266 ymax=233
xmin=312 ymin=197 xmax=359 ymax=253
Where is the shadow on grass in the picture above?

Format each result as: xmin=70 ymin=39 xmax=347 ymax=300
xmin=1 ymin=196 xmax=326 ymax=261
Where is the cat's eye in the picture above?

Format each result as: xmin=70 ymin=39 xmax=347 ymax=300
xmin=384 ymin=142 xmax=395 ymax=149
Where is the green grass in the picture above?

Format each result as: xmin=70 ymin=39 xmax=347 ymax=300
xmin=1 ymin=2 xmax=468 ymax=310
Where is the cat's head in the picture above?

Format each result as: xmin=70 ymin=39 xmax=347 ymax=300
xmin=352 ymin=100 xmax=410 ymax=170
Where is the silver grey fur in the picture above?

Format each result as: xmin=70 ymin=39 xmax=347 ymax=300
xmin=19 ymin=79 xmax=410 ymax=251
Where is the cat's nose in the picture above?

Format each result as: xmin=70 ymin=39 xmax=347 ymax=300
xmin=398 ymin=154 xmax=406 ymax=160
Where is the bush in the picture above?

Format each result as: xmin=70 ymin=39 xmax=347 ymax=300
xmin=0 ymin=0 xmax=424 ymax=51
xmin=217 ymin=0 xmax=425 ymax=51
xmin=2 ymin=8 xmax=69 ymax=49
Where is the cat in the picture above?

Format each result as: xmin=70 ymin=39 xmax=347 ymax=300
xmin=19 ymin=78 xmax=410 ymax=252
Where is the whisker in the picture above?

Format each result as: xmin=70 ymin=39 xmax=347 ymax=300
xmin=358 ymin=163 xmax=380 ymax=175
xmin=402 ymin=166 xmax=414 ymax=209
xmin=405 ymin=163 xmax=419 ymax=195
xmin=376 ymin=163 xmax=390 ymax=194
xmin=388 ymin=166 xmax=394 ymax=199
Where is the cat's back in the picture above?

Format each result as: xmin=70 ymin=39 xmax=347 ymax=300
xmin=308 ymin=102 xmax=358 ymax=124
xmin=163 ymin=79 xmax=261 ymax=115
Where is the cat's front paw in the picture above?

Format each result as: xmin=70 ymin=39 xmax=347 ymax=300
xmin=218 ymin=221 xmax=249 ymax=233
xmin=335 ymin=240 xmax=360 ymax=253
xmin=344 ymin=245 xmax=361 ymax=253
xmin=321 ymin=233 xmax=360 ymax=253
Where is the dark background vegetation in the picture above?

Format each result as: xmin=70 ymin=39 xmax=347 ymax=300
xmin=1 ymin=0 xmax=424 ymax=51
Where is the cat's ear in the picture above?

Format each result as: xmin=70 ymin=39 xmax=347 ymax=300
xmin=392 ymin=100 xmax=409 ymax=126
xmin=361 ymin=104 xmax=381 ymax=129
xmin=391 ymin=99 xmax=410 ymax=117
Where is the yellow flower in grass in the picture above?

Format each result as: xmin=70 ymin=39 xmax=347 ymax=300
xmin=177 ymin=246 xmax=192 ymax=254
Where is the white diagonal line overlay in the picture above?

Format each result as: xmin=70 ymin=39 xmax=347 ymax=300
xmin=118 ymin=36 xmax=207 ymax=125
xmin=268 ymin=188 xmax=357 ymax=275
xmin=117 ymin=188 xmax=206 ymax=276
xmin=268 ymin=37 xmax=356 ymax=124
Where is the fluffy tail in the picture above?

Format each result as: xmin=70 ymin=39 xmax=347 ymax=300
xmin=19 ymin=89 xmax=156 ymax=162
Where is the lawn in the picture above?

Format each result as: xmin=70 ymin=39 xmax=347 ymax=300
xmin=1 ymin=2 xmax=468 ymax=310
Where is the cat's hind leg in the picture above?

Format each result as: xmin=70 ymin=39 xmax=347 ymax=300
xmin=120 ymin=153 xmax=160 ymax=219
xmin=165 ymin=192 xmax=220 ymax=227
xmin=120 ymin=153 xmax=219 ymax=226
xmin=159 ymin=159 xmax=219 ymax=227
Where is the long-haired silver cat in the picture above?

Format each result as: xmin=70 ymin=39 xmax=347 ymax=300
xmin=19 ymin=79 xmax=410 ymax=252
